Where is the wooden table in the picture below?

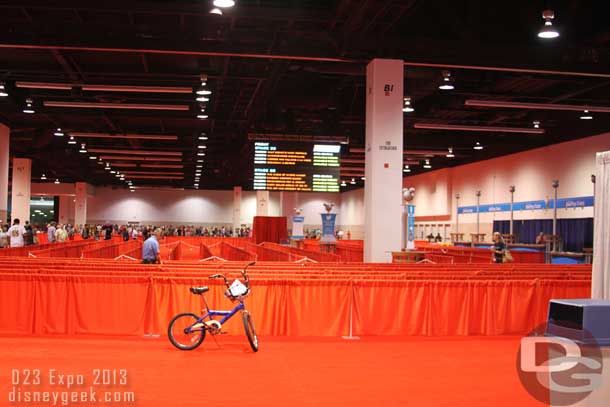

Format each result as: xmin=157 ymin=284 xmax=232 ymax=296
xmin=391 ymin=250 xmax=427 ymax=263
xmin=470 ymin=233 xmax=486 ymax=243
xmin=450 ymin=233 xmax=464 ymax=242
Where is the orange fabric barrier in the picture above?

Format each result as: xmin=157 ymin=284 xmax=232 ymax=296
xmin=0 ymin=258 xmax=592 ymax=337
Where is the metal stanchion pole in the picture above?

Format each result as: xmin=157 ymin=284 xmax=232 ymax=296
xmin=552 ymin=180 xmax=559 ymax=252
xmin=342 ymin=281 xmax=360 ymax=340
xmin=476 ymin=190 xmax=481 ymax=246
xmin=508 ymin=185 xmax=510 ymax=237
xmin=455 ymin=193 xmax=460 ymax=242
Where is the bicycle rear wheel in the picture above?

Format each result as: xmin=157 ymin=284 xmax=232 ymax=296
xmin=242 ymin=310 xmax=259 ymax=352
xmin=168 ymin=313 xmax=206 ymax=350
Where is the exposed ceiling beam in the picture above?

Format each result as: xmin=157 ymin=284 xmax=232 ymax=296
xmin=464 ymin=99 xmax=610 ymax=113
xmin=16 ymin=81 xmax=193 ymax=93
xmin=121 ymin=171 xmax=183 ymax=176
xmin=43 ymin=101 xmax=190 ymax=111
xmin=140 ymin=164 xmax=184 ymax=169
xmin=349 ymin=148 xmax=452 ymax=155
xmin=89 ymin=149 xmax=181 ymax=156
xmin=99 ymin=155 xmax=182 ymax=162
xmin=70 ymin=132 xmax=178 ymax=141
xmin=125 ymin=175 xmax=184 ymax=180
xmin=413 ymin=123 xmax=545 ymax=134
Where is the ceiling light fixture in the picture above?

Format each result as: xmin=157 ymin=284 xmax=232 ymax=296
xmin=438 ymin=71 xmax=454 ymax=90
xmin=424 ymin=159 xmax=432 ymax=169
xmin=213 ymin=0 xmax=235 ymax=7
xmin=0 ymin=82 xmax=8 ymax=97
xmin=67 ymin=136 xmax=77 ymax=145
xmin=403 ymin=165 xmax=411 ymax=173
xmin=474 ymin=142 xmax=484 ymax=150
xmin=533 ymin=120 xmax=540 ymax=128
xmin=199 ymin=133 xmax=208 ymax=140
xmin=197 ymin=152 xmax=206 ymax=156
xmin=350 ymin=178 xmax=356 ymax=185
xmin=403 ymin=97 xmax=415 ymax=113
xmin=54 ymin=179 xmax=60 ymax=184
xmin=110 ymin=170 xmax=116 ymax=174
xmin=196 ymin=96 xmax=210 ymax=102
xmin=89 ymin=156 xmax=97 ymax=160
xmin=23 ymin=98 xmax=35 ymax=114
xmin=538 ymin=9 xmax=560 ymax=39
xmin=198 ymin=145 xmax=207 ymax=149
xmin=210 ymin=7 xmax=223 ymax=15
xmin=54 ymin=128 xmax=64 ymax=136
xmin=197 ymin=110 xmax=209 ymax=120
xmin=580 ymin=110 xmax=593 ymax=120
xmin=446 ymin=147 xmax=455 ymax=158
xmin=41 ymin=174 xmax=47 ymax=180
xmin=79 ymin=143 xmax=87 ymax=153
xmin=196 ymin=76 xmax=212 ymax=96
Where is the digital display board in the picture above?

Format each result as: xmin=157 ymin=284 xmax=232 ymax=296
xmin=253 ymin=141 xmax=341 ymax=192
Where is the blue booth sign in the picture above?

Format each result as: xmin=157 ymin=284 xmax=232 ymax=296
xmin=458 ymin=196 xmax=593 ymax=214
xmin=320 ymin=213 xmax=337 ymax=243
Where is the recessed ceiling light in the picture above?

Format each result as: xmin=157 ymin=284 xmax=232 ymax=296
xmin=199 ymin=134 xmax=208 ymax=140
xmin=41 ymin=174 xmax=47 ymax=180
xmin=110 ymin=170 xmax=116 ymax=174
xmin=197 ymin=152 xmax=206 ymax=156
xmin=446 ymin=147 xmax=455 ymax=158
xmin=23 ymin=98 xmax=35 ymax=114
xmin=54 ymin=179 xmax=60 ymax=184
xmin=213 ymin=0 xmax=235 ymax=7
xmin=340 ymin=181 xmax=347 ymax=187
xmin=403 ymin=165 xmax=411 ymax=173
xmin=403 ymin=97 xmax=415 ymax=113
xmin=538 ymin=9 xmax=559 ymax=39
xmin=580 ymin=110 xmax=593 ymax=120
xmin=439 ymin=71 xmax=454 ymax=90
xmin=533 ymin=120 xmax=540 ymax=128
xmin=196 ymin=96 xmax=210 ymax=103
xmin=197 ymin=113 xmax=209 ymax=120
xmin=0 ymin=82 xmax=8 ymax=97
xmin=54 ymin=128 xmax=64 ymax=136
xmin=79 ymin=143 xmax=87 ymax=153
xmin=198 ymin=145 xmax=207 ymax=149
xmin=197 ymin=160 xmax=204 ymax=163
xmin=474 ymin=142 xmax=484 ymax=150
xmin=68 ymin=136 xmax=77 ymax=145
xmin=423 ymin=159 xmax=432 ymax=169
xmin=350 ymin=178 xmax=356 ymax=185
xmin=210 ymin=7 xmax=223 ymax=15
xmin=89 ymin=156 xmax=97 ymax=160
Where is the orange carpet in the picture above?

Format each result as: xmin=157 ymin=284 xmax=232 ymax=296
xmin=0 ymin=335 xmax=545 ymax=407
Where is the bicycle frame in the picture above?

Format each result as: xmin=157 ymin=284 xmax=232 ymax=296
xmin=185 ymin=297 xmax=246 ymax=333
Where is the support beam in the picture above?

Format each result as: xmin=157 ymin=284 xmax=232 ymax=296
xmin=10 ymin=158 xmax=32 ymax=224
xmin=0 ymin=124 xmax=9 ymax=222
xmin=364 ymin=59 xmax=404 ymax=263
xmin=74 ymin=182 xmax=88 ymax=228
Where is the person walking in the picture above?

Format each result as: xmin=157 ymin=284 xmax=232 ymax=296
xmin=491 ymin=232 xmax=506 ymax=264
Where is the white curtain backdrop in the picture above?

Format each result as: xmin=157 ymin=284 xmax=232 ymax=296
xmin=592 ymin=151 xmax=610 ymax=299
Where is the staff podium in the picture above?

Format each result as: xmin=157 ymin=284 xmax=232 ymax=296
xmin=546 ymin=299 xmax=610 ymax=407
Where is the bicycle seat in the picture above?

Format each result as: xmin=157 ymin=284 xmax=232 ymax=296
xmin=190 ymin=286 xmax=209 ymax=295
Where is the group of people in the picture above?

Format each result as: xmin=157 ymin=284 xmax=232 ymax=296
xmin=0 ymin=219 xmax=79 ymax=248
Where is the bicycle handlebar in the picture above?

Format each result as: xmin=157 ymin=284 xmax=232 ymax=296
xmin=209 ymin=261 xmax=256 ymax=289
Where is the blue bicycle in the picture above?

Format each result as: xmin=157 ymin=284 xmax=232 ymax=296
xmin=168 ymin=261 xmax=259 ymax=352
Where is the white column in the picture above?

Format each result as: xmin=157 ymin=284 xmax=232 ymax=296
xmin=233 ymin=186 xmax=242 ymax=232
xmin=364 ymin=59 xmax=404 ymax=262
xmin=59 ymin=196 xmax=74 ymax=225
xmin=10 ymin=158 xmax=32 ymax=223
xmin=74 ymin=182 xmax=88 ymax=228
xmin=0 ymin=124 xmax=8 ymax=223
xmin=592 ymin=151 xmax=610 ymax=300
xmin=256 ymin=190 xmax=270 ymax=216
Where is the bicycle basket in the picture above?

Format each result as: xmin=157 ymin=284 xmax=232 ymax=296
xmin=225 ymin=279 xmax=250 ymax=300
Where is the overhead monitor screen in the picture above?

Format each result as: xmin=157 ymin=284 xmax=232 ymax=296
xmin=253 ymin=141 xmax=340 ymax=192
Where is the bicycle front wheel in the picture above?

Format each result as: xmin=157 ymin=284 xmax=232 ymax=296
xmin=168 ymin=313 xmax=206 ymax=351
xmin=242 ymin=310 xmax=259 ymax=352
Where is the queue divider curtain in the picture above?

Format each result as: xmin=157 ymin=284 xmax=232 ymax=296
xmin=0 ymin=272 xmax=592 ymax=337
xmin=252 ymin=216 xmax=288 ymax=244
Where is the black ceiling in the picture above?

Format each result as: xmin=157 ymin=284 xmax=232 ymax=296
xmin=0 ymin=0 xmax=609 ymax=190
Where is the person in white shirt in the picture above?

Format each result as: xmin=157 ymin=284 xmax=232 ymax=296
xmin=7 ymin=218 xmax=27 ymax=248
xmin=132 ymin=228 xmax=138 ymax=240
